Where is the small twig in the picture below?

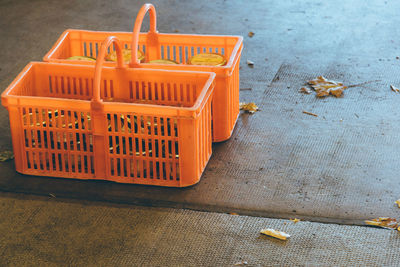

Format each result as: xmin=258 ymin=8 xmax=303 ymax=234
xmin=49 ymin=193 xmax=56 ymax=198
xmin=302 ymin=111 xmax=318 ymax=117
xmin=240 ymin=88 xmax=252 ymax=91
xmin=347 ymin=80 xmax=381 ymax=88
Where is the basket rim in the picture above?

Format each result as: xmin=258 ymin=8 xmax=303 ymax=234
xmin=44 ymin=28 xmax=243 ymax=70
xmin=1 ymin=62 xmax=216 ymax=118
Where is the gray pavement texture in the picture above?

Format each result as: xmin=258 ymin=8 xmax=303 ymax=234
xmin=1 ymin=192 xmax=400 ymax=267
xmin=1 ymin=0 xmax=400 ymax=265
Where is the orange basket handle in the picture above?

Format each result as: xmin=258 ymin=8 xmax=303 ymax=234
xmin=130 ymin=3 xmax=158 ymax=67
xmin=92 ymin=36 xmax=124 ymax=103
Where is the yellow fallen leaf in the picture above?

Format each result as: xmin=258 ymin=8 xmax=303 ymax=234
xmin=395 ymin=199 xmax=400 ymax=208
xmin=308 ymin=76 xmax=347 ymax=98
xmin=365 ymin=217 xmax=398 ymax=229
xmin=239 ymin=102 xmax=259 ymax=114
xmin=229 ymin=212 xmax=239 ymax=215
xmin=290 ymin=218 xmax=300 ymax=223
xmin=300 ymin=87 xmax=311 ymax=94
xmin=0 ymin=150 xmax=14 ymax=162
xmin=390 ymin=85 xmax=400 ymax=93
xmin=260 ymin=228 xmax=290 ymax=240
xmin=248 ymin=31 xmax=255 ymax=37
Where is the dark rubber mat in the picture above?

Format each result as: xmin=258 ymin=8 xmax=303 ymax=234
xmin=1 ymin=0 xmax=400 ymax=225
xmin=1 ymin=59 xmax=399 ymax=225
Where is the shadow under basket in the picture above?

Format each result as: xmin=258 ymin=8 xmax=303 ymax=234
xmin=1 ymin=62 xmax=215 ymax=187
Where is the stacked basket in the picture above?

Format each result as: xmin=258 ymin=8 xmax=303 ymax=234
xmin=1 ymin=4 xmax=243 ymax=187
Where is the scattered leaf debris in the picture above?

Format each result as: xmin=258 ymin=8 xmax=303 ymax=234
xmin=307 ymin=76 xmax=347 ymax=97
xmin=260 ymin=228 xmax=290 ymax=240
xmin=240 ymin=102 xmax=259 ymax=114
xmin=395 ymin=199 xmax=400 ymax=208
xmin=290 ymin=218 xmax=300 ymax=224
xmin=248 ymin=31 xmax=255 ymax=37
xmin=0 ymin=150 xmax=14 ymax=162
xmin=246 ymin=60 xmax=254 ymax=67
xmin=300 ymin=87 xmax=312 ymax=94
xmin=347 ymin=80 xmax=381 ymax=88
xmin=390 ymin=85 xmax=400 ymax=93
xmin=365 ymin=217 xmax=398 ymax=230
xmin=302 ymin=111 xmax=318 ymax=117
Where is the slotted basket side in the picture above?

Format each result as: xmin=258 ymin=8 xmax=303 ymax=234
xmin=102 ymin=96 xmax=212 ymax=186
xmin=3 ymin=37 xmax=215 ymax=187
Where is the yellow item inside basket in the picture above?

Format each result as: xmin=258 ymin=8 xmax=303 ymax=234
xmin=106 ymin=49 xmax=145 ymax=64
xmin=67 ymin=56 xmax=96 ymax=61
xmin=188 ymin=53 xmax=226 ymax=66
xmin=149 ymin=59 xmax=179 ymax=64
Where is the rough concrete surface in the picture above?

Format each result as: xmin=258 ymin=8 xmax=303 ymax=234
xmin=1 ymin=192 xmax=399 ymax=267
xmin=1 ymin=0 xmax=400 ymax=265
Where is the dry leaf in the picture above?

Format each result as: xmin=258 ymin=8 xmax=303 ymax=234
xmin=395 ymin=199 xmax=400 ymax=208
xmin=308 ymin=76 xmax=347 ymax=98
xmin=229 ymin=212 xmax=239 ymax=215
xmin=0 ymin=150 xmax=14 ymax=162
xmin=390 ymin=85 xmax=400 ymax=93
xmin=248 ymin=31 xmax=255 ymax=37
xmin=290 ymin=218 xmax=300 ymax=223
xmin=260 ymin=228 xmax=290 ymax=240
xmin=365 ymin=217 xmax=398 ymax=229
xmin=300 ymin=87 xmax=311 ymax=94
xmin=247 ymin=60 xmax=254 ymax=67
xmin=240 ymin=102 xmax=259 ymax=114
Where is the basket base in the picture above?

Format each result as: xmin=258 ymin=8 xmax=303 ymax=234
xmin=212 ymin=113 xmax=239 ymax=143
xmin=13 ymin=153 xmax=212 ymax=188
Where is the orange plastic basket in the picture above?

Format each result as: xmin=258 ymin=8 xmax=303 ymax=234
xmin=43 ymin=4 xmax=243 ymax=142
xmin=2 ymin=36 xmax=216 ymax=187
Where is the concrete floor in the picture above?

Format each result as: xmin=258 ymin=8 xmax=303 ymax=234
xmin=1 ymin=0 xmax=400 ymax=265
xmin=1 ymin=192 xmax=400 ymax=266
